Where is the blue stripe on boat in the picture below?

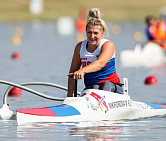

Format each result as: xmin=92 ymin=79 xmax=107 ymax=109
xmin=47 ymin=104 xmax=81 ymax=117
xmin=146 ymin=103 xmax=165 ymax=109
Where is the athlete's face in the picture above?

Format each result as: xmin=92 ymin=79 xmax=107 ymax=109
xmin=86 ymin=25 xmax=104 ymax=47
xmin=148 ymin=18 xmax=156 ymax=26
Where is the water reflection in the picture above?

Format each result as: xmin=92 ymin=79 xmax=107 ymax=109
xmin=149 ymin=63 xmax=166 ymax=76
xmin=17 ymin=121 xmax=121 ymax=140
xmin=69 ymin=125 xmax=120 ymax=140
xmin=16 ymin=116 xmax=166 ymax=140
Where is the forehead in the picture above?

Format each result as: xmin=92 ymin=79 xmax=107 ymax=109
xmin=86 ymin=25 xmax=102 ymax=31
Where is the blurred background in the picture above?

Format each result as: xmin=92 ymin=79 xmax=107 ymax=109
xmin=0 ymin=0 xmax=166 ymax=96
xmin=0 ymin=0 xmax=166 ymax=89
xmin=0 ymin=0 xmax=166 ymax=22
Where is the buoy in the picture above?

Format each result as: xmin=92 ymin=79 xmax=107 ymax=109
xmin=11 ymin=52 xmax=21 ymax=60
xmin=75 ymin=20 xmax=86 ymax=33
xmin=75 ymin=7 xmax=86 ymax=33
xmin=133 ymin=32 xmax=142 ymax=41
xmin=57 ymin=17 xmax=74 ymax=35
xmin=111 ymin=25 xmax=121 ymax=34
xmin=8 ymin=87 xmax=22 ymax=97
xmin=144 ymin=76 xmax=158 ymax=85
xmin=29 ymin=0 xmax=44 ymax=15
xmin=12 ymin=36 xmax=21 ymax=45
xmin=15 ymin=28 xmax=24 ymax=36
xmin=76 ymin=33 xmax=85 ymax=42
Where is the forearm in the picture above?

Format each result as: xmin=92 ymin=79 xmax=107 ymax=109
xmin=80 ymin=60 xmax=104 ymax=74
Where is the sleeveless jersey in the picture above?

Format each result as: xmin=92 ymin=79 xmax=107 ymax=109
xmin=146 ymin=26 xmax=158 ymax=40
xmin=80 ymin=39 xmax=120 ymax=87
xmin=146 ymin=21 xmax=166 ymax=50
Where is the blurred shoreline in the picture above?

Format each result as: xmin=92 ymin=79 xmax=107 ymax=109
xmin=0 ymin=0 xmax=165 ymax=22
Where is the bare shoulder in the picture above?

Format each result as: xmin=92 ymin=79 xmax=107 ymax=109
xmin=75 ymin=42 xmax=82 ymax=50
xmin=104 ymin=40 xmax=114 ymax=47
xmin=102 ymin=40 xmax=115 ymax=50
xmin=74 ymin=41 xmax=82 ymax=55
xmin=99 ymin=40 xmax=115 ymax=61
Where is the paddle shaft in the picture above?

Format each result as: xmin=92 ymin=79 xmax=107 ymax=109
xmin=74 ymin=79 xmax=77 ymax=97
xmin=69 ymin=74 xmax=78 ymax=97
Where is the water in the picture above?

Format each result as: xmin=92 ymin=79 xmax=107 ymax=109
xmin=0 ymin=21 xmax=166 ymax=140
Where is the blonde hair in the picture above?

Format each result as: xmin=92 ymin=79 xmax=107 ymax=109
xmin=86 ymin=8 xmax=108 ymax=37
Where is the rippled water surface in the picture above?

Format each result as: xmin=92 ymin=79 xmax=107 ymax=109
xmin=0 ymin=21 xmax=166 ymax=140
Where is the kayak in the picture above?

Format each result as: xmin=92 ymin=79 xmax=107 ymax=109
xmin=17 ymin=88 xmax=166 ymax=126
xmin=120 ymin=42 xmax=166 ymax=67
xmin=1 ymin=79 xmax=165 ymax=126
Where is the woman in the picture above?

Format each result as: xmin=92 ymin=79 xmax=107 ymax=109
xmin=67 ymin=8 xmax=123 ymax=97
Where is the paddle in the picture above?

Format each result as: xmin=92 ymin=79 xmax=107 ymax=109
xmin=74 ymin=79 xmax=77 ymax=97
xmin=0 ymin=80 xmax=81 ymax=105
xmin=0 ymin=79 xmax=81 ymax=120
xmin=69 ymin=74 xmax=78 ymax=97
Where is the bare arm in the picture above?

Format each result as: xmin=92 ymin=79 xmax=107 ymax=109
xmin=73 ymin=41 xmax=115 ymax=79
xmin=150 ymin=39 xmax=164 ymax=46
xmin=67 ymin=42 xmax=82 ymax=97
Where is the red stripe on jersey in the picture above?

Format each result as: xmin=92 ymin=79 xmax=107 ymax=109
xmin=98 ymin=72 xmax=120 ymax=84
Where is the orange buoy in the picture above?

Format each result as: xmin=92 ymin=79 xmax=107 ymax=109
xmin=11 ymin=52 xmax=21 ymax=60
xmin=75 ymin=7 xmax=86 ymax=33
xmin=8 ymin=87 xmax=22 ymax=97
xmin=144 ymin=76 xmax=158 ymax=85
xmin=12 ymin=36 xmax=21 ymax=45
xmin=75 ymin=20 xmax=86 ymax=33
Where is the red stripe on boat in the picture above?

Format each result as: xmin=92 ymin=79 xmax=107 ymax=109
xmin=17 ymin=107 xmax=56 ymax=116
xmin=160 ymin=105 xmax=166 ymax=109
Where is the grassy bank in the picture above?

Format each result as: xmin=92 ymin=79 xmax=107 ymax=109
xmin=0 ymin=0 xmax=166 ymax=22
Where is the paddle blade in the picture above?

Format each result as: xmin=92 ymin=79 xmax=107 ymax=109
xmin=0 ymin=104 xmax=13 ymax=120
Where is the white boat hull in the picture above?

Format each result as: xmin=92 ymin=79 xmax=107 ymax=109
xmin=17 ymin=89 xmax=166 ymax=126
xmin=120 ymin=42 xmax=166 ymax=67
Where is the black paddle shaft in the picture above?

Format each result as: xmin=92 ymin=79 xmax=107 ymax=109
xmin=69 ymin=74 xmax=77 ymax=97
xmin=74 ymin=79 xmax=77 ymax=97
